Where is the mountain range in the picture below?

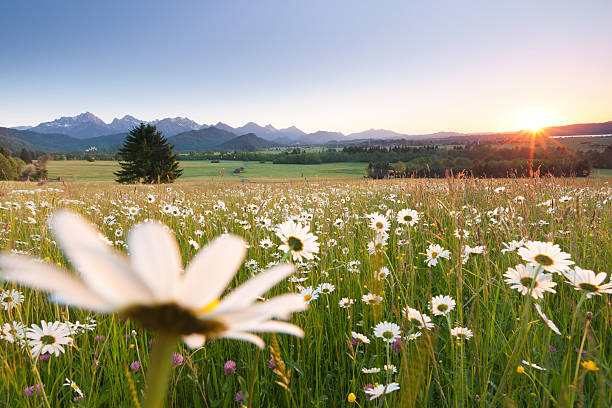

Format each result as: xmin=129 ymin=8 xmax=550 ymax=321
xmin=4 ymin=112 xmax=612 ymax=154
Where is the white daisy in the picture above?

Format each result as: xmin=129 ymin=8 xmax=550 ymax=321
xmin=1 ymin=321 xmax=27 ymax=344
xmin=339 ymin=298 xmax=354 ymax=308
xmin=501 ymin=239 xmax=525 ymax=254
xmin=430 ymin=295 xmax=456 ymax=316
xmin=351 ymin=331 xmax=370 ymax=344
xmin=373 ymin=321 xmax=401 ymax=343
xmin=403 ymin=307 xmax=435 ymax=330
xmin=504 ymin=264 xmax=557 ymax=299
xmin=367 ymin=212 xmax=390 ymax=234
xmin=63 ymin=378 xmax=84 ymax=397
xmin=450 ymin=326 xmax=473 ymax=340
xmin=275 ymin=220 xmax=320 ymax=262
xmin=364 ymin=383 xmax=400 ymax=400
xmin=27 ymin=320 xmax=73 ymax=357
xmin=361 ymin=367 xmax=381 ymax=374
xmin=425 ymin=244 xmax=451 ymax=267
xmin=0 ymin=210 xmax=307 ymax=350
xmin=376 ymin=267 xmax=391 ymax=280
xmin=563 ymin=267 xmax=612 ymax=298
xmin=384 ymin=364 xmax=397 ymax=374
xmin=0 ymin=288 xmax=24 ymax=310
xmin=317 ymin=283 xmax=335 ymax=295
xmin=517 ymin=241 xmax=574 ymax=274
xmin=397 ymin=209 xmax=419 ymax=227
xmin=299 ymin=287 xmax=320 ymax=304
xmin=362 ymin=293 xmax=383 ymax=305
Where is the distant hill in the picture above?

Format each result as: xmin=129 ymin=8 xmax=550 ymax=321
xmin=541 ymin=121 xmax=612 ymax=136
xmin=216 ymin=133 xmax=278 ymax=151
xmin=169 ymin=127 xmax=237 ymax=152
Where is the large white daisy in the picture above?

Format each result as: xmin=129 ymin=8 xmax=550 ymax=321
xmin=27 ymin=320 xmax=73 ymax=357
xmin=0 ymin=210 xmax=307 ymax=349
xmin=373 ymin=321 xmax=401 ymax=343
xmin=275 ymin=220 xmax=320 ymax=262
xmin=504 ymin=264 xmax=557 ymax=299
xmin=517 ymin=241 xmax=574 ymax=274
xmin=563 ymin=267 xmax=612 ymax=298
xmin=397 ymin=209 xmax=419 ymax=227
xmin=403 ymin=307 xmax=435 ymax=330
xmin=430 ymin=295 xmax=456 ymax=316
xmin=425 ymin=244 xmax=451 ymax=267
xmin=364 ymin=383 xmax=400 ymax=400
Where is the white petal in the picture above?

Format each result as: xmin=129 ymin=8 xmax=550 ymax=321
xmin=216 ymin=293 xmax=307 ymax=327
xmin=181 ymin=333 xmax=206 ymax=349
xmin=0 ymin=254 xmax=111 ymax=312
xmin=176 ymin=235 xmax=246 ymax=310
xmin=49 ymin=211 xmax=153 ymax=307
xmin=217 ymin=331 xmax=265 ymax=349
xmin=216 ymin=263 xmax=295 ymax=313
xmin=128 ymin=222 xmax=182 ymax=302
xmin=247 ymin=321 xmax=305 ymax=338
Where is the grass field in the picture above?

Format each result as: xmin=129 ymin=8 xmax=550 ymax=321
xmin=0 ymin=178 xmax=610 ymax=407
xmin=47 ymin=160 xmax=368 ymax=181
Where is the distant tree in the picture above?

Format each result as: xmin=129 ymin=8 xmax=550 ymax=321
xmin=393 ymin=161 xmax=407 ymax=178
xmin=0 ymin=152 xmax=18 ymax=180
xmin=20 ymin=148 xmax=33 ymax=164
xmin=115 ymin=123 xmax=182 ymax=184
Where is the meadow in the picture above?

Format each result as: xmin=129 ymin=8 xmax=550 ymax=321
xmin=0 ymin=177 xmax=610 ymax=407
xmin=47 ymin=160 xmax=368 ymax=181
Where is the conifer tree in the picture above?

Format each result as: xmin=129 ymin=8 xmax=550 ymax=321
xmin=115 ymin=123 xmax=182 ymax=184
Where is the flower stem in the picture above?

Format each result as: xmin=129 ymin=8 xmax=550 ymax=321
xmin=142 ymin=332 xmax=178 ymax=408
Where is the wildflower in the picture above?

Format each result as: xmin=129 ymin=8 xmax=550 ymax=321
xmin=391 ymin=337 xmax=402 ymax=352
xmin=0 ymin=211 xmax=307 ymax=350
xmin=373 ymin=321 xmax=401 ymax=343
xmin=501 ymin=239 xmax=525 ymax=254
xmin=1 ymin=321 xmax=26 ymax=344
xmin=504 ymin=264 xmax=557 ymax=299
xmin=27 ymin=321 xmax=73 ymax=357
xmin=397 ymin=209 xmax=419 ymax=226
xmin=224 ymin=360 xmax=236 ymax=375
xmin=364 ymin=382 xmax=400 ymax=400
xmin=430 ymin=295 xmax=456 ymax=316
xmin=276 ymin=220 xmax=319 ymax=262
xmin=317 ymin=283 xmax=335 ymax=295
xmin=259 ymin=238 xmax=274 ymax=249
xmin=563 ymin=267 xmax=612 ymax=298
xmin=339 ymin=298 xmax=354 ymax=308
xmin=362 ymin=293 xmax=383 ymax=305
xmin=517 ymin=241 xmax=574 ymax=274
xmin=450 ymin=327 xmax=473 ymax=340
xmin=351 ymin=331 xmax=370 ymax=344
xmin=0 ymin=288 xmax=24 ymax=310
xmin=63 ymin=378 xmax=84 ymax=398
xmin=188 ymin=239 xmax=200 ymax=250
xmin=425 ymin=244 xmax=450 ymax=267
xmin=235 ymin=390 xmax=243 ymax=403
xmin=130 ymin=361 xmax=141 ymax=371
xmin=367 ymin=212 xmax=390 ymax=234
xmin=300 ymin=287 xmax=320 ymax=304
xmin=347 ymin=392 xmax=356 ymax=403
xmin=403 ymin=307 xmax=435 ymax=330
xmin=376 ymin=267 xmax=391 ymax=280
xmin=516 ymin=366 xmax=525 ymax=374
xmin=361 ymin=367 xmax=381 ymax=373
xmin=172 ymin=352 xmax=184 ymax=367
xmin=581 ymin=360 xmax=599 ymax=371
xmin=384 ymin=364 xmax=397 ymax=373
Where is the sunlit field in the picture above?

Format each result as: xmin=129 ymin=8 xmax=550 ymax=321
xmin=0 ymin=178 xmax=610 ymax=407
xmin=47 ymin=160 xmax=368 ymax=181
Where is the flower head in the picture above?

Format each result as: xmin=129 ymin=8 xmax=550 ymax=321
xmin=0 ymin=211 xmax=307 ymax=350
xmin=563 ymin=267 xmax=612 ymax=298
xmin=276 ymin=220 xmax=319 ymax=262
xmin=430 ymin=295 xmax=456 ymax=316
xmin=517 ymin=241 xmax=574 ymax=274
xmin=504 ymin=264 xmax=557 ymax=299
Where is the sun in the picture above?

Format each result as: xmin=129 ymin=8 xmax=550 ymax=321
xmin=515 ymin=107 xmax=559 ymax=132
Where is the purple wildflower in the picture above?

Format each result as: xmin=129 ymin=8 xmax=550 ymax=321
xmin=224 ymin=360 xmax=236 ymax=376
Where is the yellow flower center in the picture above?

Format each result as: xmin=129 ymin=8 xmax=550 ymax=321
xmin=304 ymin=294 xmax=312 ymax=302
xmin=578 ymin=283 xmax=599 ymax=293
xmin=534 ymin=254 xmax=554 ymax=266
xmin=198 ymin=298 xmax=220 ymax=313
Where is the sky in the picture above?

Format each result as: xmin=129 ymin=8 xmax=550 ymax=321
xmin=1 ymin=0 xmax=611 ymax=134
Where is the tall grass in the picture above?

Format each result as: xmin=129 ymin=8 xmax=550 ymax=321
xmin=0 ymin=177 xmax=610 ymax=407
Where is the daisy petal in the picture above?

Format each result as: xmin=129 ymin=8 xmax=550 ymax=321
xmin=181 ymin=334 xmax=206 ymax=349
xmin=216 ymin=263 xmax=295 ymax=313
xmin=128 ymin=222 xmax=182 ymax=302
xmin=218 ymin=331 xmax=265 ymax=349
xmin=177 ymin=235 xmax=247 ymax=310
xmin=0 ymin=254 xmax=111 ymax=312
xmin=248 ymin=321 xmax=305 ymax=337
xmin=49 ymin=211 xmax=153 ymax=307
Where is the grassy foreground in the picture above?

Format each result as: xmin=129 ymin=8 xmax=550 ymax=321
xmin=0 ymin=178 xmax=610 ymax=407
xmin=47 ymin=160 xmax=368 ymax=181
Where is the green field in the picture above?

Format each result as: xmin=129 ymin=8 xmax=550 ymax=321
xmin=47 ymin=160 xmax=368 ymax=181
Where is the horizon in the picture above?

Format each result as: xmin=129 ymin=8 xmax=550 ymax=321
xmin=1 ymin=1 xmax=612 ymax=134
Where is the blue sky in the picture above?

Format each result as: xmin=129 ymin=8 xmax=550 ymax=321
xmin=1 ymin=0 xmax=611 ymax=133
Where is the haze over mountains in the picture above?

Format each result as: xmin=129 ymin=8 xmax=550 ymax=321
xmin=3 ymin=112 xmax=612 ymax=154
